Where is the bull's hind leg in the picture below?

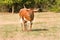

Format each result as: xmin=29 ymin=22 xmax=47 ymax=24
xmin=20 ymin=18 xmax=23 ymax=31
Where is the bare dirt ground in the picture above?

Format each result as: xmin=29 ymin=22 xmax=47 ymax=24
xmin=0 ymin=12 xmax=60 ymax=40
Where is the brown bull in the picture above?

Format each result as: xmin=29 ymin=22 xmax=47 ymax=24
xmin=19 ymin=8 xmax=34 ymax=31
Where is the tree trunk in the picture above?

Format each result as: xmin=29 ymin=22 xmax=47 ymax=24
xmin=12 ymin=5 xmax=14 ymax=14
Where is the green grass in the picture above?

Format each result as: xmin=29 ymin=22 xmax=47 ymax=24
xmin=0 ymin=23 xmax=59 ymax=38
xmin=0 ymin=24 xmax=19 ymax=38
xmin=0 ymin=13 xmax=60 ymax=40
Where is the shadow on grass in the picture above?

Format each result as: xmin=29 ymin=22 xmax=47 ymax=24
xmin=31 ymin=29 xmax=48 ymax=31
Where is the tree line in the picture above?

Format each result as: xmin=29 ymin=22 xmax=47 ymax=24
xmin=0 ymin=0 xmax=60 ymax=13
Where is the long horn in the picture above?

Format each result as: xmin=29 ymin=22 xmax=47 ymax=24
xmin=23 ymin=4 xmax=26 ymax=8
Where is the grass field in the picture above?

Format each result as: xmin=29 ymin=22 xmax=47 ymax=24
xmin=0 ymin=12 xmax=60 ymax=40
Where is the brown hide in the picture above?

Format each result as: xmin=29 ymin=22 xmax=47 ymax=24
xmin=19 ymin=8 xmax=34 ymax=21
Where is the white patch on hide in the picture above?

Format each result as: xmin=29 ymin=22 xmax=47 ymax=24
xmin=20 ymin=17 xmax=30 ymax=24
xmin=20 ymin=18 xmax=23 ymax=24
xmin=24 ymin=17 xmax=30 ymax=23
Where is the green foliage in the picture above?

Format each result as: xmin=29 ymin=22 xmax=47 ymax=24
xmin=49 ymin=5 xmax=60 ymax=12
xmin=0 ymin=0 xmax=22 ymax=5
xmin=56 ymin=0 xmax=60 ymax=5
xmin=0 ymin=0 xmax=60 ymax=12
xmin=48 ymin=0 xmax=60 ymax=12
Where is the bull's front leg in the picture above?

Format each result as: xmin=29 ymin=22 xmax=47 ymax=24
xmin=23 ymin=21 xmax=27 ymax=31
xmin=30 ymin=21 xmax=32 ymax=31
